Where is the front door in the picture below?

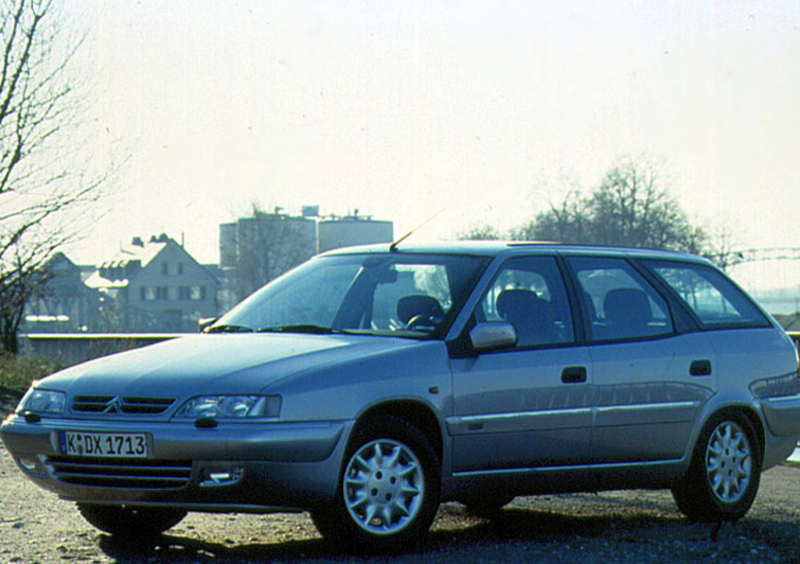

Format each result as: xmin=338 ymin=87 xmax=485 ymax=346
xmin=449 ymin=256 xmax=594 ymax=473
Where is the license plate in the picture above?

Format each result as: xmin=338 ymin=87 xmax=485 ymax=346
xmin=60 ymin=432 xmax=149 ymax=458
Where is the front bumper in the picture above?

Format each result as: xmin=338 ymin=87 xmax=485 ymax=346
xmin=0 ymin=414 xmax=350 ymax=511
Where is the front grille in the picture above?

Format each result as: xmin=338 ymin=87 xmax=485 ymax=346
xmin=71 ymin=396 xmax=175 ymax=415
xmin=46 ymin=456 xmax=192 ymax=490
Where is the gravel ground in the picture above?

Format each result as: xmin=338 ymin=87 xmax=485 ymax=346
xmin=2 ymin=398 xmax=800 ymax=563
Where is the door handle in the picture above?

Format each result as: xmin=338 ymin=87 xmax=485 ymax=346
xmin=690 ymin=360 xmax=712 ymax=377
xmin=562 ymin=366 xmax=587 ymax=384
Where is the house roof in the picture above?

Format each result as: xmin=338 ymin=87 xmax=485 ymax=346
xmin=86 ymin=238 xmax=169 ymax=290
xmin=84 ymin=270 xmax=129 ymax=289
xmin=98 ymin=240 xmax=167 ymax=270
xmin=86 ymin=235 xmax=219 ymax=290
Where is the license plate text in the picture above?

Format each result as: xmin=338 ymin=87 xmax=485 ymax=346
xmin=61 ymin=432 xmax=148 ymax=458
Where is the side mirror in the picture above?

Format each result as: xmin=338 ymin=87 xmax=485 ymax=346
xmin=198 ymin=317 xmax=218 ymax=333
xmin=469 ymin=322 xmax=517 ymax=352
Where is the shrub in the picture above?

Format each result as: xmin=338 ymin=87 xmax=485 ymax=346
xmin=0 ymin=353 xmax=61 ymax=394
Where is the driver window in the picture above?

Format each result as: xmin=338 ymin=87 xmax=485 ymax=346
xmin=479 ymin=256 xmax=575 ymax=347
xmin=372 ymin=264 xmax=451 ymax=332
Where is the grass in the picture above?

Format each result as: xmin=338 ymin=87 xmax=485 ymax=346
xmin=0 ymin=353 xmax=62 ymax=395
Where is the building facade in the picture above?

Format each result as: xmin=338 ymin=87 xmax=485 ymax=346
xmin=219 ymin=210 xmax=318 ymax=310
xmin=317 ymin=216 xmax=394 ymax=254
xmin=218 ymin=208 xmax=394 ymax=311
xmin=22 ymin=253 xmax=102 ymax=333
xmin=85 ymin=234 xmax=219 ymax=332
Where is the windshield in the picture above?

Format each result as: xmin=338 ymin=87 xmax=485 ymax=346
xmin=212 ymin=252 xmax=490 ymax=338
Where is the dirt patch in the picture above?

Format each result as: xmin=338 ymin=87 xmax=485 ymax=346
xmin=2 ymin=437 xmax=800 ymax=564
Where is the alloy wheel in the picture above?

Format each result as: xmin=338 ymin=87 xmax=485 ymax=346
xmin=343 ymin=438 xmax=425 ymax=535
xmin=705 ymin=421 xmax=752 ymax=505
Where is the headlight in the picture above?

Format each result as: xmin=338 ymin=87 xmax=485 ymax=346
xmin=173 ymin=395 xmax=281 ymax=419
xmin=19 ymin=387 xmax=66 ymax=415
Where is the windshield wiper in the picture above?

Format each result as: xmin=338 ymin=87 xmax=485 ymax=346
xmin=256 ymin=324 xmax=344 ymax=335
xmin=204 ymin=324 xmax=254 ymax=333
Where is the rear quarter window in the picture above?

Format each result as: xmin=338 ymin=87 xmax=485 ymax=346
xmin=643 ymin=260 xmax=770 ymax=329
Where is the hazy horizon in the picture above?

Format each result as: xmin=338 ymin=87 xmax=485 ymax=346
xmin=55 ymin=1 xmax=800 ymax=300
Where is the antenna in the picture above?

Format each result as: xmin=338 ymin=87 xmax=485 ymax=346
xmin=389 ymin=208 xmax=445 ymax=252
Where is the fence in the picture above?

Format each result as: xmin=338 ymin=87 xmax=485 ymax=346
xmin=19 ymin=333 xmax=185 ymax=367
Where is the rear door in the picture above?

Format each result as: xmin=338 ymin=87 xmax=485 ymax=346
xmin=566 ymin=256 xmax=716 ymax=464
xmin=449 ymin=255 xmax=593 ymax=472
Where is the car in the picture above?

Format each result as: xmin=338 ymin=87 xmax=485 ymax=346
xmin=3 ymin=241 xmax=800 ymax=550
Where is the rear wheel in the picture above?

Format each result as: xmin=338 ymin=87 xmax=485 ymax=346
xmin=672 ymin=413 xmax=761 ymax=521
xmin=77 ymin=504 xmax=187 ymax=536
xmin=310 ymin=415 xmax=440 ymax=550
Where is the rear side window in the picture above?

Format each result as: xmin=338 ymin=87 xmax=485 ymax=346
xmin=567 ymin=257 xmax=674 ymax=342
xmin=644 ymin=260 xmax=770 ymax=329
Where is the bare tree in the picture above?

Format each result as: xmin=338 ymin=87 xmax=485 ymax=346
xmin=512 ymin=190 xmax=590 ymax=243
xmin=0 ymin=0 xmax=101 ymax=353
xmin=227 ymin=205 xmax=317 ymax=305
xmin=588 ymin=160 xmax=688 ymax=249
xmin=458 ymin=223 xmax=502 ymax=241
xmin=702 ymin=224 xmax=743 ymax=272
xmin=520 ymin=158 xmax=710 ymax=255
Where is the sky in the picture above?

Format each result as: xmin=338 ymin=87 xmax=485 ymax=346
xmin=62 ymin=1 xmax=800 ymax=287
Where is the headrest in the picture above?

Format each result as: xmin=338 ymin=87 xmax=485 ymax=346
xmin=496 ymin=289 xmax=541 ymax=318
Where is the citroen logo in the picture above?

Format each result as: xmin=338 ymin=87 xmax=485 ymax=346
xmin=103 ymin=397 xmax=123 ymax=414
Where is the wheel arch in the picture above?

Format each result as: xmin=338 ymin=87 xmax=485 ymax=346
xmin=672 ymin=402 xmax=767 ymax=522
xmin=311 ymin=400 xmax=444 ymax=547
xmin=352 ymin=400 xmax=444 ymax=466
xmin=696 ymin=404 xmax=765 ymax=465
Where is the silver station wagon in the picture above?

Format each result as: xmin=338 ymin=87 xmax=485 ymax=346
xmin=3 ymin=242 xmax=800 ymax=549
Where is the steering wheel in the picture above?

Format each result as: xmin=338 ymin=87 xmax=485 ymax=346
xmin=406 ymin=314 xmax=441 ymax=331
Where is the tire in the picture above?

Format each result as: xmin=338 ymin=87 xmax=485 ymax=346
xmin=310 ymin=415 xmax=440 ymax=551
xmin=76 ymin=504 xmax=187 ymax=536
xmin=672 ymin=412 xmax=762 ymax=522
xmin=460 ymin=492 xmax=515 ymax=518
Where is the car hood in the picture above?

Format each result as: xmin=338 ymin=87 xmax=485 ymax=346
xmin=41 ymin=333 xmax=422 ymax=399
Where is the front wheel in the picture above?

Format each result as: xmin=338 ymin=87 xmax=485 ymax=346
xmin=77 ymin=504 xmax=187 ymax=536
xmin=310 ymin=416 xmax=440 ymax=550
xmin=672 ymin=413 xmax=762 ymax=521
